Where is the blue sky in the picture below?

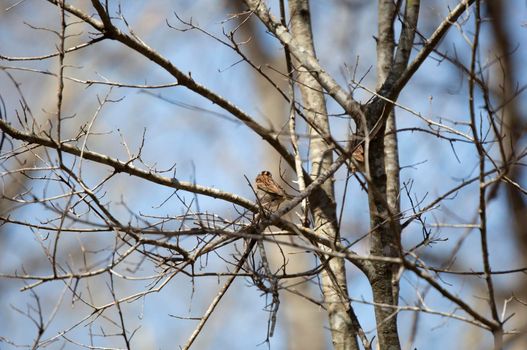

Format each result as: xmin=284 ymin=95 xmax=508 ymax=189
xmin=0 ymin=1 xmax=526 ymax=349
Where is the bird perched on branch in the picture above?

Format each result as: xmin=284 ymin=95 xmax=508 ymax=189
xmin=351 ymin=144 xmax=365 ymax=172
xmin=255 ymin=170 xmax=293 ymax=209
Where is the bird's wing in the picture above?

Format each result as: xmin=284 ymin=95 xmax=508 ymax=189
xmin=256 ymin=177 xmax=285 ymax=197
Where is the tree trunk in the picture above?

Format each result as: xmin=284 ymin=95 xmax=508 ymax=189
xmin=289 ymin=1 xmax=359 ymax=349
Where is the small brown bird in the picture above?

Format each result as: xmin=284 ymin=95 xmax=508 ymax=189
xmin=351 ymin=144 xmax=365 ymax=172
xmin=255 ymin=170 xmax=292 ymax=207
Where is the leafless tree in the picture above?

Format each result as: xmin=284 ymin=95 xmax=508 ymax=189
xmin=0 ymin=1 xmax=525 ymax=349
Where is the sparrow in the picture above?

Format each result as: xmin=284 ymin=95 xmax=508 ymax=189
xmin=255 ymin=170 xmax=293 ymax=207
xmin=351 ymin=144 xmax=365 ymax=172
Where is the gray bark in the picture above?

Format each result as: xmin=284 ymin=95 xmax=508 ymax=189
xmin=289 ymin=1 xmax=359 ymax=349
xmin=361 ymin=1 xmax=420 ymax=349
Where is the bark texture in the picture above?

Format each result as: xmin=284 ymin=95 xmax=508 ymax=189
xmin=361 ymin=1 xmax=420 ymax=349
xmin=289 ymin=1 xmax=359 ymax=349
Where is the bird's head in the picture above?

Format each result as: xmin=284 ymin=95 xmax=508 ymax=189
xmin=260 ymin=170 xmax=272 ymax=177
